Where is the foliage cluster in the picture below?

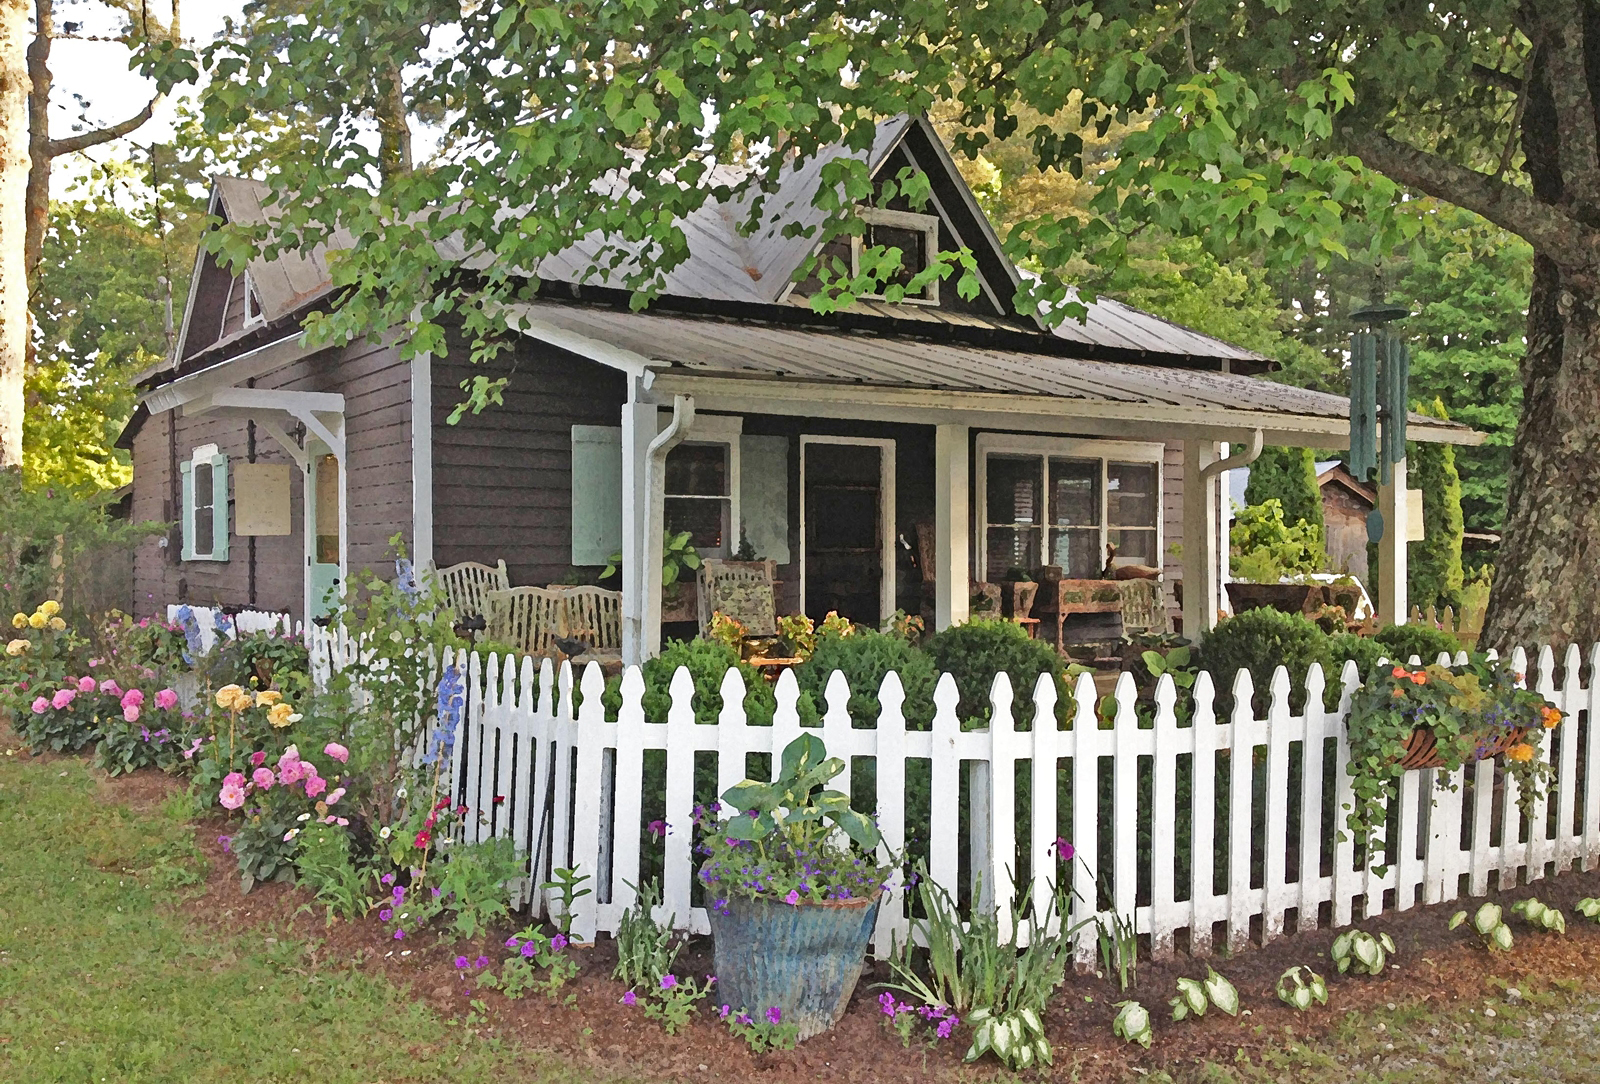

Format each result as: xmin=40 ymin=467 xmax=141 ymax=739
xmin=1244 ymin=447 xmax=1325 ymax=540
xmin=1229 ymin=499 xmax=1326 ymax=583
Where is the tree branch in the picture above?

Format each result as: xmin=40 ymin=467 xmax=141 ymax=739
xmin=1471 ymin=62 xmax=1524 ymax=94
xmin=1345 ymin=128 xmax=1599 ymax=269
xmin=1533 ymin=1 xmax=1600 ymax=212
xmin=46 ymin=98 xmax=158 ymax=157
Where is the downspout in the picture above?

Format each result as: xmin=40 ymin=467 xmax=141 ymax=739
xmin=1200 ymin=428 xmax=1264 ymax=482
xmin=641 ymin=394 xmax=695 ymax=658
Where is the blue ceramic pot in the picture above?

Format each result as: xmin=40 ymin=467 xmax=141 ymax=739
xmin=708 ymin=894 xmax=879 ymax=1040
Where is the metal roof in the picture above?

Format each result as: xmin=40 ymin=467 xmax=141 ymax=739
xmin=506 ymin=300 xmax=1479 ymax=445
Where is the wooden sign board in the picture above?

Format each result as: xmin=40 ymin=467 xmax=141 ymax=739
xmin=235 ymin=462 xmax=292 ymax=536
xmin=1406 ymin=488 xmax=1426 ymax=542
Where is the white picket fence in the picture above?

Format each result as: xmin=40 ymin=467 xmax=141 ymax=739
xmin=391 ymin=635 xmax=1600 ymax=963
xmin=165 ymin=604 xmax=295 ymax=652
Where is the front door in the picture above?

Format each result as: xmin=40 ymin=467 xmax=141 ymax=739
xmin=308 ymin=452 xmax=342 ymax=619
xmin=802 ymin=437 xmax=895 ymax=628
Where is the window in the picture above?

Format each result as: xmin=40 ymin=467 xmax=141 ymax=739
xmin=179 ymin=444 xmax=230 ymax=561
xmin=665 ymin=443 xmax=732 ymax=551
xmin=853 ymin=207 xmax=940 ymax=304
xmin=977 ymin=436 xmax=1162 ymax=580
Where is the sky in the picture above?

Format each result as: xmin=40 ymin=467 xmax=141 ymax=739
xmin=44 ymin=0 xmax=246 ymax=196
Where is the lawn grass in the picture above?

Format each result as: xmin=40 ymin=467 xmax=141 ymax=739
xmin=0 ymin=750 xmax=630 ymax=1084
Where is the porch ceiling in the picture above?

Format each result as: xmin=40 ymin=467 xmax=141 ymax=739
xmin=507 ymin=301 xmax=1482 ymax=449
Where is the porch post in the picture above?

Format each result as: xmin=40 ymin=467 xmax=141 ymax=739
xmin=934 ymin=423 xmax=970 ymax=630
xmin=620 ymin=386 xmax=655 ymax=664
xmin=1182 ymin=440 xmax=1221 ymax=637
xmin=1376 ymin=457 xmax=1409 ymax=625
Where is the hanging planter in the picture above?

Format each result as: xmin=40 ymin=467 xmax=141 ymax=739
xmin=1345 ymin=656 xmax=1559 ymax=869
xmin=695 ymin=733 xmax=891 ymax=1040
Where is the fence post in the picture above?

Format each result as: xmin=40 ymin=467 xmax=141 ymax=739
xmin=1188 ymin=671 xmax=1218 ymax=956
xmin=1029 ymin=672 xmax=1062 ymax=947
xmin=874 ymin=671 xmax=908 ymax=957
xmin=611 ymin=666 xmax=648 ymax=924
xmin=929 ymin=675 xmax=962 ymax=917
xmin=1148 ymin=675 xmax=1180 ymax=959
xmin=1069 ymin=669 xmax=1102 ymax=970
xmin=661 ymin=666 xmax=697 ymax=932
xmin=1586 ymin=644 xmax=1600 ymax=871
xmin=568 ymin=663 xmax=608 ymax=944
xmin=987 ymin=672 xmax=1018 ymax=942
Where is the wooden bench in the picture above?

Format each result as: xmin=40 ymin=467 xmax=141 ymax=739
xmin=485 ymin=585 xmax=624 ymax=660
xmin=428 ymin=559 xmax=510 ymax=619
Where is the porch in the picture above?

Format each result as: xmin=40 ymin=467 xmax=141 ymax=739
xmin=508 ymin=301 xmax=1479 ymax=665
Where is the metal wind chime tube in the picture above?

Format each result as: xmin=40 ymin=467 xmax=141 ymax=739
xmin=1348 ymin=330 xmax=1379 ymax=483
xmin=1379 ymin=335 xmax=1410 ymax=486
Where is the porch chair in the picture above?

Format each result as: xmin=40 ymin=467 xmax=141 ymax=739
xmin=697 ymin=559 xmax=779 ymax=639
xmin=1116 ymin=578 xmax=1169 ymax=636
xmin=484 ymin=586 xmax=564 ymax=658
xmin=428 ymin=559 xmax=510 ymax=619
xmin=551 ymin=585 xmax=623 ymax=654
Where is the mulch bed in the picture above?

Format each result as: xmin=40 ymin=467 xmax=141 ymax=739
xmin=59 ymin=758 xmax=1600 ymax=1081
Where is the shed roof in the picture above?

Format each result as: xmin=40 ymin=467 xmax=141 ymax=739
xmin=506 ymin=300 xmax=1479 ymax=447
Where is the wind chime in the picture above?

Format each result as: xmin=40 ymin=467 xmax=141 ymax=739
xmin=1347 ymin=300 xmax=1410 ymax=545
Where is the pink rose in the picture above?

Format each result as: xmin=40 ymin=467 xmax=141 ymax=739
xmin=122 ymin=704 xmax=141 ymax=723
xmin=277 ymin=760 xmax=303 ymax=786
xmin=218 ymin=783 xmax=246 ymax=810
xmin=98 ymin=679 xmax=122 ymax=696
xmin=325 ymin=787 xmax=345 ymax=805
xmin=30 ymin=696 xmax=47 ymax=714
xmin=249 ymin=750 xmax=267 ymax=768
xmin=121 ymin=688 xmax=145 ymax=709
xmin=155 ymin=688 xmax=178 ymax=710
xmin=77 ymin=675 xmax=96 ymax=693
xmin=251 ymin=767 xmax=275 ymax=790
xmin=323 ymin=742 xmax=349 ymax=764
xmin=304 ymin=775 xmax=327 ymax=798
xmin=222 ymin=771 xmax=246 ymax=789
xmin=51 ymin=689 xmax=75 ymax=710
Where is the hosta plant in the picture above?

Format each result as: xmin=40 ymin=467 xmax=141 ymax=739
xmin=1170 ymin=968 xmax=1239 ymax=1021
xmin=1576 ymin=898 xmax=1600 ymax=923
xmin=966 ymin=1005 xmax=1051 ymax=1070
xmin=1112 ymin=1000 xmax=1153 ymax=1049
xmin=1330 ymin=928 xmax=1395 ymax=976
xmin=1450 ymin=902 xmax=1514 ymax=951
xmin=1511 ymin=897 xmax=1566 ymax=935
xmin=1276 ymin=966 xmax=1329 ymax=1012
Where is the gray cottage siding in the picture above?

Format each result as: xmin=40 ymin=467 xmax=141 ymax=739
xmin=430 ymin=332 xmax=627 ymax=587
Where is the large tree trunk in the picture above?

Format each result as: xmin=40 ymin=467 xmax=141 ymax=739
xmin=1484 ymin=255 xmax=1600 ymax=649
xmin=0 ymin=0 xmax=28 ymax=470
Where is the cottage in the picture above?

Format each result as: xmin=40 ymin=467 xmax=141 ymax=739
xmin=119 ymin=115 xmax=1479 ymax=661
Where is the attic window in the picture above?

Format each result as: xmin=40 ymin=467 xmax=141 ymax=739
xmin=242 ymin=271 xmax=264 ymax=326
xmin=853 ymin=207 xmax=940 ymax=305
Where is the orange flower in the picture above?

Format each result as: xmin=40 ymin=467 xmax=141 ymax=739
xmin=1542 ymin=706 xmax=1562 ymax=729
xmin=1391 ymin=666 xmax=1409 ymax=679
xmin=1391 ymin=688 xmax=1405 ymax=699
xmin=1507 ymin=743 xmax=1535 ymax=762
xmin=1410 ymin=672 xmax=1427 ymax=685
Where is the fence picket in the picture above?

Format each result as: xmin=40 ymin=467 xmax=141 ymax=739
xmin=1068 ymin=669 xmax=1103 ymax=969
xmin=1148 ymin=676 xmax=1180 ymax=959
xmin=874 ymin=672 xmax=909 ymax=957
xmin=661 ymin=666 xmax=698 ymax=934
xmin=568 ymin=664 xmax=608 ymax=944
xmin=988 ymin=673 xmax=1019 ymax=942
xmin=1297 ymin=665 xmax=1328 ymax=933
xmin=1556 ymin=644 xmax=1583 ymax=874
xmin=1586 ymin=644 xmax=1600 ymax=871
xmin=1261 ymin=667 xmax=1293 ymax=943
xmin=929 ymin=675 xmax=962 ymax=916
xmin=1187 ymin=671 xmax=1219 ymax=956
xmin=1226 ymin=669 xmax=1256 ymax=954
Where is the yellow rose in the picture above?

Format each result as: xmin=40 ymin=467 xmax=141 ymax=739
xmin=5 ymin=639 xmax=29 ymax=657
xmin=39 ymin=600 xmax=60 ymax=616
xmin=1507 ymin=743 xmax=1535 ymax=763
xmin=255 ymin=690 xmax=283 ymax=708
xmin=215 ymin=684 xmax=249 ymax=711
xmin=10 ymin=613 xmax=25 ymax=629
xmin=27 ymin=613 xmax=45 ymax=629
xmin=47 ymin=616 xmax=66 ymax=631
xmin=267 ymin=702 xmax=294 ymax=728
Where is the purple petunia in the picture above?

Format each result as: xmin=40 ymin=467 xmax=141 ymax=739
xmin=520 ymin=942 xmax=536 ymax=958
xmin=660 ymin=973 xmax=678 ymax=990
xmin=622 ymin=990 xmax=637 ymax=1006
xmin=766 ymin=1006 xmax=782 ymax=1025
xmin=550 ymin=934 xmax=568 ymax=952
xmin=378 ymin=908 xmax=392 ymax=922
xmin=455 ymin=955 xmax=469 ymax=969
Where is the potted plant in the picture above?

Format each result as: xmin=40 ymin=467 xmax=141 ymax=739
xmin=1344 ymin=654 xmax=1559 ymax=869
xmin=696 ymin=732 xmax=891 ymax=1040
xmin=601 ymin=531 xmax=703 ymax=623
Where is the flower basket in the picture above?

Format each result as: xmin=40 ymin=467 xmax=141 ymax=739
xmin=709 ymin=895 xmax=879 ymax=1041
xmin=1396 ymin=725 xmax=1528 ymax=771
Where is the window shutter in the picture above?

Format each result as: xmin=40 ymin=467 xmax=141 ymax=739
xmin=571 ymin=425 xmax=623 ymax=565
xmin=739 ymin=434 xmax=790 ymax=564
xmin=210 ymin=453 xmax=231 ymax=561
xmin=179 ymin=461 xmax=196 ymax=561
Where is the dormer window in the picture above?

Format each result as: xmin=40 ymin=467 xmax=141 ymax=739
xmin=853 ymin=207 xmax=940 ymax=305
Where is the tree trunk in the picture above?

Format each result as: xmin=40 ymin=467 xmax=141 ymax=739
xmin=0 ymin=0 xmax=28 ymax=470
xmin=1482 ymin=256 xmax=1600 ymax=650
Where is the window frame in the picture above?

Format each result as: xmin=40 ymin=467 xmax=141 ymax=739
xmin=242 ymin=270 xmax=264 ymax=327
xmin=663 ymin=413 xmax=742 ymax=557
xmin=851 ymin=206 xmax=941 ymax=306
xmin=179 ymin=443 xmax=230 ymax=562
xmin=974 ymin=434 xmax=1165 ymax=581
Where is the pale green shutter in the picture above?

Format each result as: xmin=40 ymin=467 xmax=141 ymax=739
xmin=739 ymin=434 xmax=790 ymax=564
xmin=179 ymin=461 xmax=196 ymax=560
xmin=571 ymin=425 xmax=623 ymax=565
xmin=210 ymin=453 xmax=231 ymax=561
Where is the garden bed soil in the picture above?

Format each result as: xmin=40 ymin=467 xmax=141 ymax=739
xmin=58 ymin=756 xmax=1600 ymax=1082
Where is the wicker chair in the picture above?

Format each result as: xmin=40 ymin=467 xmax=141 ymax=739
xmin=1116 ymin=578 xmax=1168 ymax=636
xmin=428 ymin=559 xmax=510 ymax=619
xmin=551 ymin=585 xmax=623 ymax=652
xmin=484 ymin=586 xmax=565 ymax=657
xmin=697 ymin=559 xmax=778 ymax=638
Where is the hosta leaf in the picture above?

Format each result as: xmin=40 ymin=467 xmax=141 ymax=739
xmin=1204 ymin=969 xmax=1240 ymax=1016
xmin=1378 ymin=932 xmax=1396 ymax=954
xmin=1490 ymin=923 xmax=1514 ymax=951
xmin=1474 ymin=903 xmax=1502 ymax=935
xmin=1310 ymin=975 xmax=1328 ymax=1004
xmin=1353 ymin=935 xmax=1381 ymax=970
xmin=1019 ymin=1007 xmax=1043 ymax=1037
xmin=1292 ymin=985 xmax=1312 ymax=1011
xmin=1449 ymin=910 xmax=1467 ymax=930
xmin=1036 ymin=1038 xmax=1054 ymax=1066
xmin=1331 ymin=931 xmax=1353 ymax=962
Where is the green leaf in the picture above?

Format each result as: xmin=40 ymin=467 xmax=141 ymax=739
xmin=1203 ymin=968 xmax=1239 ymax=1016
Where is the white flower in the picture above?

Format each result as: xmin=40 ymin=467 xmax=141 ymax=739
xmin=395 ymin=786 xmax=407 ymax=799
xmin=297 ymin=812 xmax=311 ymax=822
xmin=380 ymin=826 xmax=392 ymax=839
xmin=282 ymin=828 xmax=300 ymax=842
xmin=287 ymin=713 xmax=303 ymax=723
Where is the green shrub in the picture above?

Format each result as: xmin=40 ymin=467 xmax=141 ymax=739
xmin=1328 ymin=633 xmax=1385 ymax=683
xmin=1244 ymin=445 xmax=1325 ymax=536
xmin=1199 ymin=608 xmax=1332 ymax=715
xmin=1407 ymin=398 xmax=1465 ymax=611
xmin=601 ymin=638 xmax=776 ymax=725
xmin=213 ymin=629 xmax=312 ymax=698
xmin=924 ymin=619 xmax=1068 ymax=728
xmin=793 ymin=629 xmax=938 ymax=728
xmin=1230 ymin=499 xmax=1325 ymax=580
xmin=1374 ymin=623 xmax=1462 ymax=665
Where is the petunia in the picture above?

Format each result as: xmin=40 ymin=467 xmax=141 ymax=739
xmin=393 ymin=929 xmax=405 ymax=940
xmin=455 ymin=956 xmax=469 ymax=969
xmin=621 ymin=991 xmax=637 ymax=1006
xmin=474 ymin=955 xmax=488 ymax=969
xmin=550 ymin=934 xmax=568 ymax=952
xmin=505 ymin=937 xmax=520 ymax=950
xmin=520 ymin=942 xmax=536 ymax=958
xmin=784 ymin=889 xmax=800 ymax=906
xmin=765 ymin=1007 xmax=782 ymax=1025
xmin=323 ymin=741 xmax=349 ymax=763
xmin=378 ymin=908 xmax=392 ymax=921
xmin=659 ymin=974 xmax=678 ymax=990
